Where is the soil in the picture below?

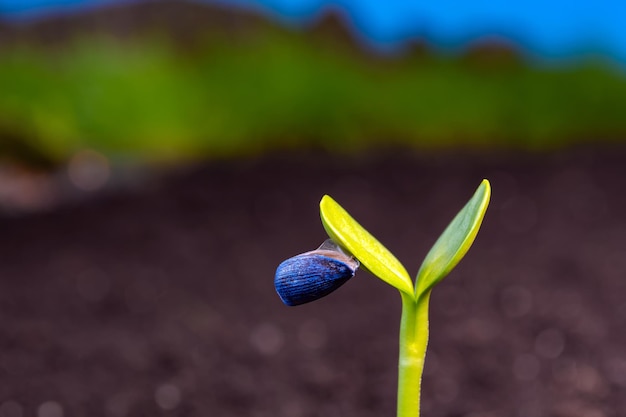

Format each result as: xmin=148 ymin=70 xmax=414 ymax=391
xmin=1 ymin=147 xmax=626 ymax=417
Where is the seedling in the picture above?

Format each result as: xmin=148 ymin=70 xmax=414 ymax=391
xmin=275 ymin=180 xmax=491 ymax=417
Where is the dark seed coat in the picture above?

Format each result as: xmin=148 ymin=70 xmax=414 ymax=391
xmin=274 ymin=254 xmax=355 ymax=306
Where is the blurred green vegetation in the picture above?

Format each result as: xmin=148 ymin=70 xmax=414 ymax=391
xmin=2 ymin=30 xmax=626 ymax=166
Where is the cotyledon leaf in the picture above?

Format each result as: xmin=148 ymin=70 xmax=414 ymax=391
xmin=414 ymin=179 xmax=491 ymax=298
xmin=320 ymin=195 xmax=414 ymax=296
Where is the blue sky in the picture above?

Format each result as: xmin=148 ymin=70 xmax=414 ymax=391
xmin=2 ymin=0 xmax=626 ymax=63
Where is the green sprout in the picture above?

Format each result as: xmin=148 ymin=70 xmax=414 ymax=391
xmin=277 ymin=179 xmax=490 ymax=417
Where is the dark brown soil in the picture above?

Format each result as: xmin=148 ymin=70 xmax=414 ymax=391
xmin=1 ymin=147 xmax=626 ymax=417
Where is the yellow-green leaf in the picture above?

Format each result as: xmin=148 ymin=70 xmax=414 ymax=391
xmin=415 ymin=179 xmax=491 ymax=298
xmin=320 ymin=195 xmax=414 ymax=296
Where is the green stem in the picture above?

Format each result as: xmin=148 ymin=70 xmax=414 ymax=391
xmin=397 ymin=290 xmax=431 ymax=417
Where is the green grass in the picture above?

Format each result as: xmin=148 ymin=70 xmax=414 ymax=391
xmin=2 ymin=31 xmax=626 ymax=165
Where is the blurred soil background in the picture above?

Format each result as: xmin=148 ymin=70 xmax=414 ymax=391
xmin=1 ymin=1 xmax=626 ymax=417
